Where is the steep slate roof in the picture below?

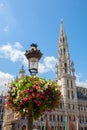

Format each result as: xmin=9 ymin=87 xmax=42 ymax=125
xmin=77 ymin=86 xmax=87 ymax=100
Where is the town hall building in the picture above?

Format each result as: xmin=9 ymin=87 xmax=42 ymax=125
xmin=2 ymin=22 xmax=87 ymax=130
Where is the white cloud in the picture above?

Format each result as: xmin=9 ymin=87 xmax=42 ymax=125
xmin=0 ymin=42 xmax=87 ymax=94
xmin=39 ymin=56 xmax=57 ymax=73
xmin=0 ymin=42 xmax=27 ymax=64
xmin=0 ymin=71 xmax=14 ymax=94
xmin=14 ymin=42 xmax=23 ymax=49
xmin=0 ymin=43 xmax=57 ymax=74
xmin=76 ymin=74 xmax=87 ymax=88
xmin=39 ymin=63 xmax=46 ymax=73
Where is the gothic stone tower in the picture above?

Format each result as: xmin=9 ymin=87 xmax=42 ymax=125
xmin=3 ymin=22 xmax=83 ymax=130
xmin=56 ymin=21 xmax=79 ymax=130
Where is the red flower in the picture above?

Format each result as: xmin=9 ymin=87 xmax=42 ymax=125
xmin=24 ymin=89 xmax=29 ymax=93
xmin=23 ymin=98 xmax=27 ymax=102
xmin=28 ymin=95 xmax=32 ymax=100
xmin=29 ymin=89 xmax=33 ymax=92
xmin=34 ymin=100 xmax=41 ymax=106
xmin=5 ymin=75 xmax=61 ymax=120
xmin=41 ymin=91 xmax=45 ymax=95
xmin=34 ymin=85 xmax=40 ymax=90
xmin=32 ymin=93 xmax=35 ymax=97
xmin=36 ymin=93 xmax=40 ymax=97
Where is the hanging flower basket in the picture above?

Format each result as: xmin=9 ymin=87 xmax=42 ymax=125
xmin=5 ymin=75 xmax=61 ymax=120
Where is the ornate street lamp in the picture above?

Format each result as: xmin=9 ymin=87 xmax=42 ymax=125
xmin=25 ymin=43 xmax=42 ymax=75
xmin=24 ymin=43 xmax=42 ymax=130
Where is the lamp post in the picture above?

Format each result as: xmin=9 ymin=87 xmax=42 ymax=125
xmin=25 ymin=43 xmax=42 ymax=76
xmin=25 ymin=43 xmax=42 ymax=130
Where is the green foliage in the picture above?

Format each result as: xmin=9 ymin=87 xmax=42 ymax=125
xmin=5 ymin=76 xmax=61 ymax=120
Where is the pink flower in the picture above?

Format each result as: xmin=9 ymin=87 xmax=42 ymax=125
xmin=29 ymin=89 xmax=33 ymax=92
xmin=24 ymin=89 xmax=29 ymax=93
xmin=36 ymin=93 xmax=40 ymax=97
xmin=28 ymin=95 xmax=32 ymax=100
xmin=32 ymin=93 xmax=35 ymax=97
xmin=34 ymin=85 xmax=40 ymax=90
xmin=41 ymin=91 xmax=45 ymax=95
xmin=34 ymin=100 xmax=41 ymax=106
xmin=23 ymin=97 xmax=27 ymax=102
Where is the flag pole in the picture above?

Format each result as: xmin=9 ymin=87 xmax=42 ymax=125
xmin=76 ymin=117 xmax=79 ymax=130
xmin=65 ymin=116 xmax=68 ymax=130
xmin=46 ymin=119 xmax=50 ymax=130
xmin=58 ymin=123 xmax=61 ymax=130
xmin=44 ymin=120 xmax=46 ymax=130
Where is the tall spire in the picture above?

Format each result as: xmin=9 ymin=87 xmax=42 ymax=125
xmin=56 ymin=21 xmax=71 ymax=79
xmin=18 ymin=64 xmax=25 ymax=79
xmin=59 ymin=20 xmax=67 ymax=46
xmin=60 ymin=20 xmax=65 ymax=36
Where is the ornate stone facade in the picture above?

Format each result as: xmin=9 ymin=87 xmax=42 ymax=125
xmin=0 ymin=94 xmax=5 ymax=130
xmin=2 ymin=22 xmax=87 ymax=130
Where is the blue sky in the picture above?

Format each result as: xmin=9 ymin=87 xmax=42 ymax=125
xmin=0 ymin=0 xmax=87 ymax=93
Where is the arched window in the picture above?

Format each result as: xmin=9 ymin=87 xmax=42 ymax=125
xmin=68 ymin=104 xmax=70 ymax=109
xmin=67 ymin=90 xmax=70 ymax=98
xmin=72 ymin=104 xmax=74 ymax=109
xmin=57 ymin=115 xmax=59 ymax=121
xmin=63 ymin=37 xmax=65 ymax=42
xmin=79 ymin=116 xmax=81 ymax=123
xmin=71 ymin=80 xmax=73 ymax=88
xmin=78 ymin=105 xmax=80 ymax=111
xmin=82 ymin=116 xmax=84 ymax=122
xmin=61 ymin=49 xmax=62 ymax=55
xmin=67 ymin=79 xmax=69 ymax=87
xmin=49 ymin=114 xmax=52 ymax=121
xmin=64 ymin=63 xmax=67 ymax=73
xmin=53 ymin=115 xmax=55 ymax=121
xmin=61 ymin=115 xmax=63 ymax=122
xmin=71 ymin=91 xmax=74 ymax=99
xmin=86 ymin=116 xmax=87 ymax=122
xmin=64 ymin=48 xmax=66 ymax=56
